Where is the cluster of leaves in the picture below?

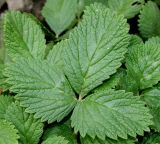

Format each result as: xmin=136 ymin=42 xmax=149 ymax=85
xmin=1 ymin=0 xmax=160 ymax=143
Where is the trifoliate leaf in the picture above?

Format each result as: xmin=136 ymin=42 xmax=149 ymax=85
xmin=64 ymin=3 xmax=129 ymax=97
xmin=150 ymin=107 xmax=160 ymax=132
xmin=0 ymin=95 xmax=13 ymax=119
xmin=126 ymin=38 xmax=160 ymax=90
xmin=42 ymin=136 xmax=69 ymax=144
xmin=142 ymin=133 xmax=160 ymax=144
xmin=43 ymin=121 xmax=77 ymax=144
xmin=138 ymin=1 xmax=160 ymax=39
xmin=42 ymin=0 xmax=77 ymax=36
xmin=81 ymin=135 xmax=135 ymax=144
xmin=107 ymin=0 xmax=144 ymax=19
xmin=47 ymin=41 xmax=64 ymax=68
xmin=141 ymin=86 xmax=160 ymax=107
xmin=3 ymin=11 xmax=46 ymax=60
xmin=5 ymin=58 xmax=77 ymax=123
xmin=5 ymin=102 xmax=44 ymax=144
xmin=0 ymin=120 xmax=19 ymax=144
xmin=71 ymin=89 xmax=152 ymax=140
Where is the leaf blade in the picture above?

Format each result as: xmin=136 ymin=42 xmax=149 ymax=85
xmin=4 ymin=11 xmax=46 ymax=60
xmin=64 ymin=3 xmax=129 ymax=97
xmin=5 ymin=58 xmax=77 ymax=123
xmin=71 ymin=89 xmax=152 ymax=140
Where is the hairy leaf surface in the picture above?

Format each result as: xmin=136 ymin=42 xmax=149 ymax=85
xmin=5 ymin=58 xmax=77 ymax=123
xmin=43 ymin=121 xmax=77 ymax=144
xmin=42 ymin=136 xmax=69 ymax=144
xmin=0 ymin=120 xmax=19 ymax=144
xmin=47 ymin=41 xmax=64 ymax=67
xmin=71 ymin=89 xmax=152 ymax=140
xmin=126 ymin=38 xmax=160 ymax=90
xmin=0 ymin=95 xmax=13 ymax=119
xmin=138 ymin=1 xmax=160 ymax=39
xmin=64 ymin=3 xmax=129 ymax=97
xmin=142 ymin=86 xmax=160 ymax=107
xmin=4 ymin=11 xmax=46 ymax=60
xmin=5 ymin=102 xmax=44 ymax=144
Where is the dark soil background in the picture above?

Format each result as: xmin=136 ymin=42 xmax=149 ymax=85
xmin=0 ymin=0 xmax=46 ymax=20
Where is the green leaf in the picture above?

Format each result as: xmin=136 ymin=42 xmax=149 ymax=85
xmin=5 ymin=58 xmax=77 ymax=123
xmin=142 ymin=133 xmax=160 ymax=144
xmin=138 ymin=1 xmax=160 ymax=39
xmin=0 ymin=119 xmax=19 ymax=144
xmin=64 ymin=3 xmax=129 ymax=97
xmin=43 ymin=121 xmax=77 ymax=144
xmin=3 ymin=11 xmax=46 ymax=60
xmin=107 ymin=0 xmax=144 ymax=19
xmin=0 ymin=95 xmax=13 ymax=119
xmin=126 ymin=38 xmax=160 ymax=90
xmin=81 ymin=135 xmax=135 ymax=144
xmin=82 ymin=0 xmax=108 ymax=6
xmin=47 ymin=41 xmax=64 ymax=68
xmin=71 ymin=89 xmax=152 ymax=140
xmin=146 ymin=36 xmax=160 ymax=45
xmin=141 ymin=86 xmax=160 ymax=107
xmin=150 ymin=107 xmax=160 ymax=132
xmin=5 ymin=102 xmax=44 ymax=144
xmin=42 ymin=136 xmax=69 ymax=144
xmin=128 ymin=35 xmax=143 ymax=49
xmin=94 ymin=68 xmax=125 ymax=92
xmin=42 ymin=0 xmax=77 ymax=36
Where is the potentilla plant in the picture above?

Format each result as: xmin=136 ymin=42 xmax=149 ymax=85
xmin=1 ymin=0 xmax=160 ymax=144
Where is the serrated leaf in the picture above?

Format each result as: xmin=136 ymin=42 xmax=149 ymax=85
xmin=42 ymin=136 xmax=69 ymax=144
xmin=0 ymin=64 xmax=10 ymax=91
xmin=107 ymin=0 xmax=144 ymax=19
xmin=71 ymin=89 xmax=152 ymax=140
xmin=146 ymin=36 xmax=160 ymax=45
xmin=142 ymin=133 xmax=160 ymax=144
xmin=128 ymin=35 xmax=143 ymax=49
xmin=4 ymin=11 xmax=46 ymax=60
xmin=0 ymin=95 xmax=13 ymax=119
xmin=42 ymin=0 xmax=77 ymax=36
xmin=81 ymin=135 xmax=135 ymax=144
xmin=141 ymin=86 xmax=160 ymax=107
xmin=64 ymin=3 xmax=129 ymax=97
xmin=126 ymin=38 xmax=160 ymax=90
xmin=5 ymin=102 xmax=44 ymax=144
xmin=43 ymin=121 xmax=77 ymax=144
xmin=5 ymin=58 xmax=77 ymax=123
xmin=47 ymin=41 xmax=64 ymax=68
xmin=150 ymin=108 xmax=160 ymax=132
xmin=138 ymin=1 xmax=160 ymax=39
xmin=0 ymin=119 xmax=19 ymax=144
xmin=94 ymin=68 xmax=125 ymax=92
